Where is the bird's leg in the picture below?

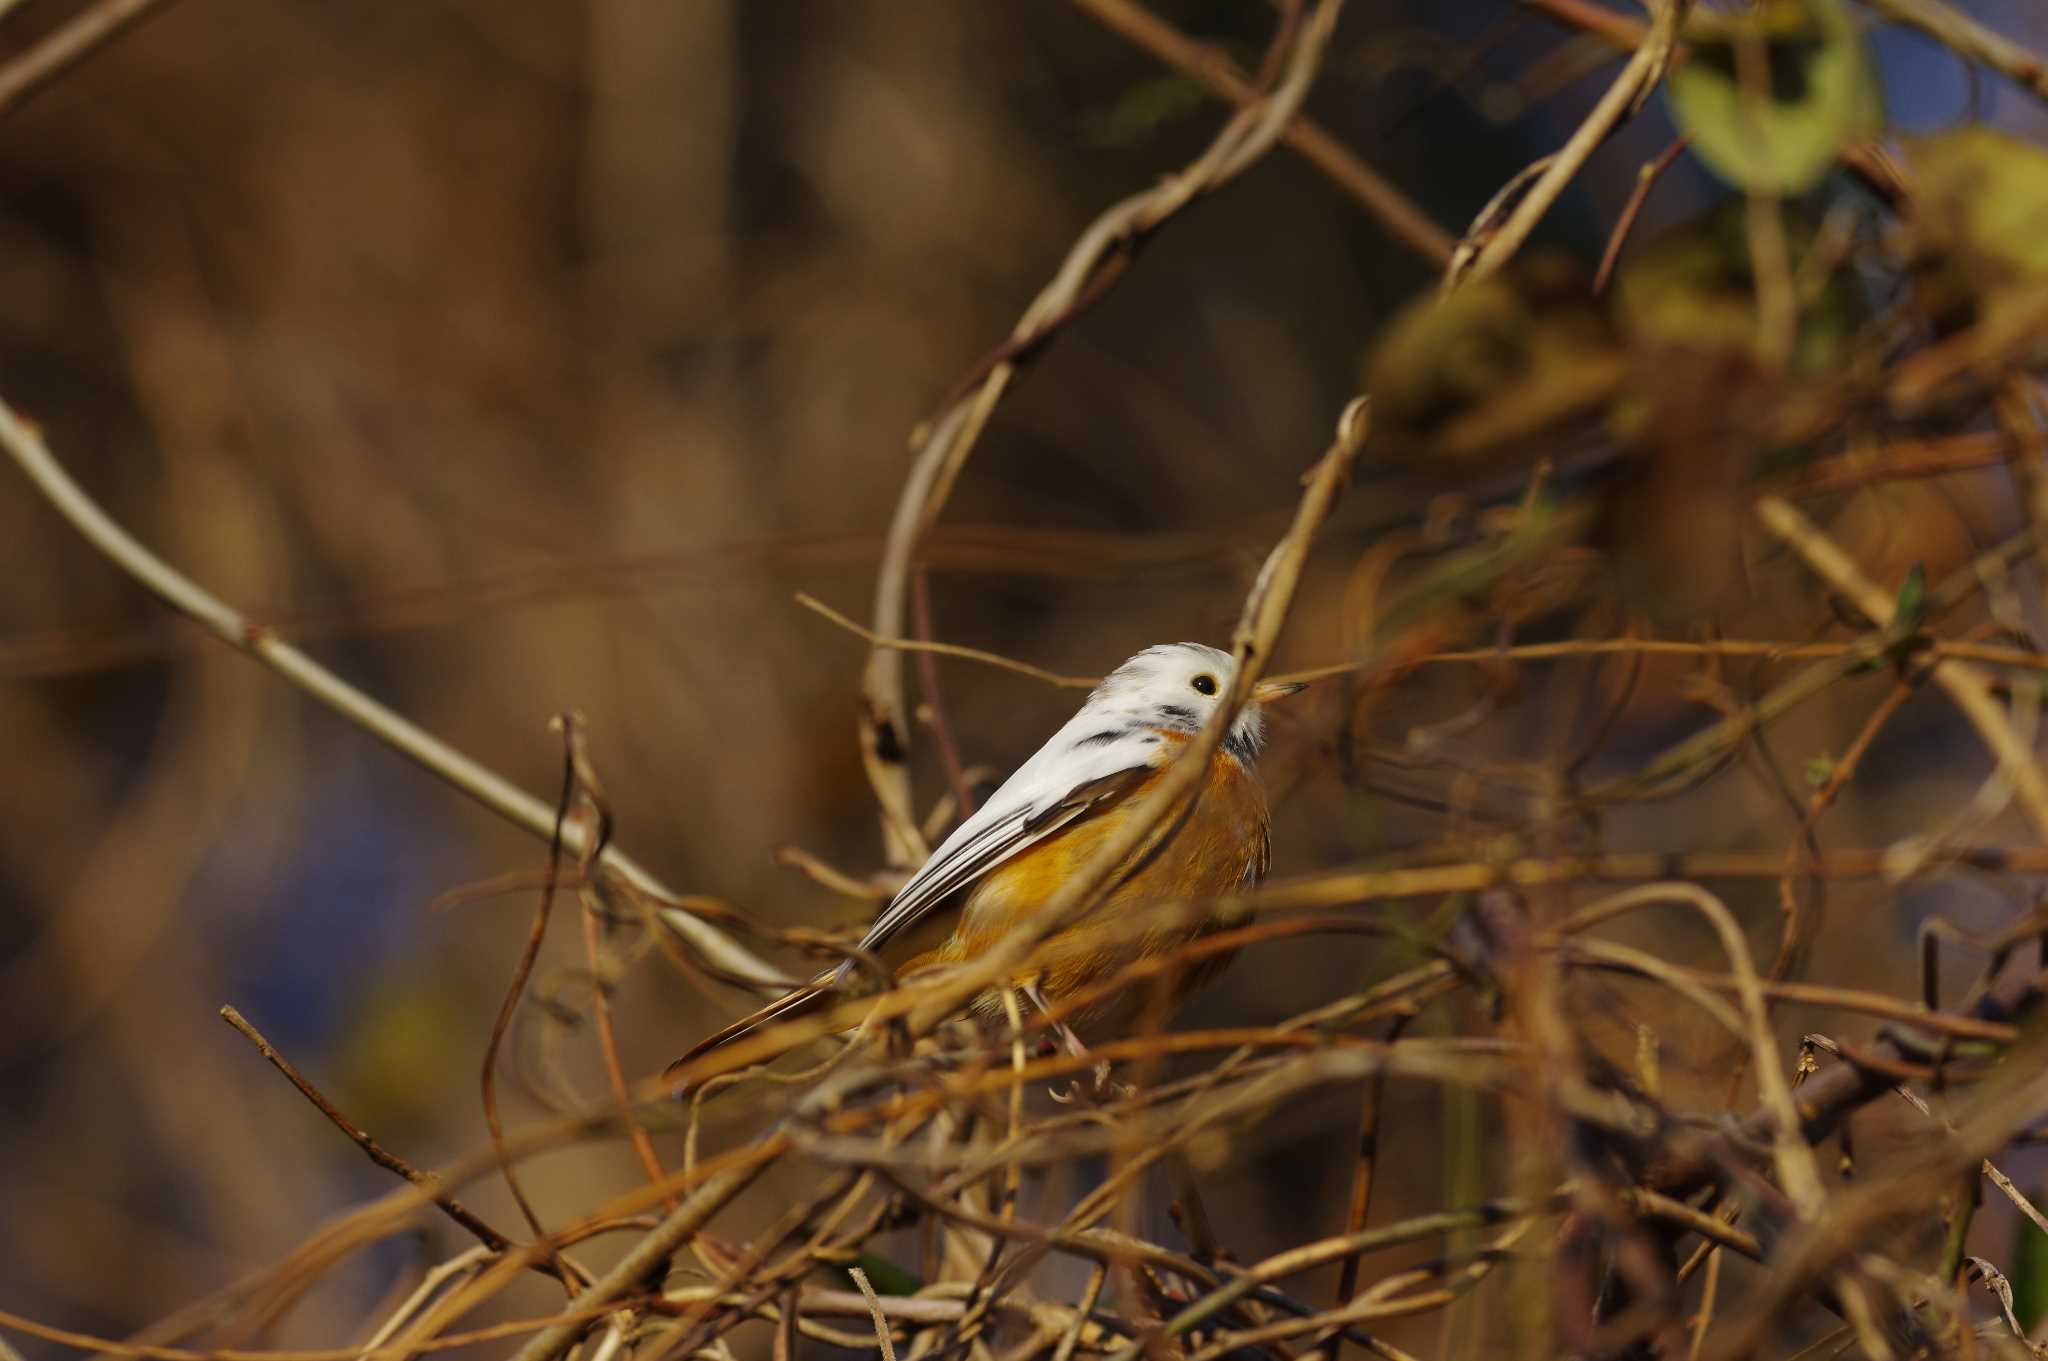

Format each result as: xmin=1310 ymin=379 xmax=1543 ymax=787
xmin=1022 ymin=983 xmax=1121 ymax=1103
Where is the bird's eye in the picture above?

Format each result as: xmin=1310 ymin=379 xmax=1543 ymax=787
xmin=1190 ymin=674 xmax=1218 ymax=696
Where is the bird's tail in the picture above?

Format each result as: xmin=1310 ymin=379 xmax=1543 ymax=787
xmin=665 ymin=977 xmax=834 ymax=1089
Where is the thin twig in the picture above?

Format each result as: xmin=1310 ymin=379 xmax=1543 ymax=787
xmin=1114 ymin=1203 xmax=1553 ymax=1361
xmin=0 ymin=0 xmax=173 ymax=116
xmin=481 ymin=727 xmax=580 ymax=1289
xmin=912 ymin=568 xmax=978 ymax=819
xmin=2 ymin=1303 xmax=658 ymax=1360
xmin=1771 ymin=678 xmax=1915 ymax=980
xmin=1070 ymin=0 xmax=1454 ymax=265
xmin=797 ymin=593 xmax=1095 ymax=689
xmin=848 ymin=1267 xmax=899 ymax=1361
xmin=1518 ymin=0 xmax=1663 ymax=49
xmin=1593 ymin=133 xmax=1689 ymax=294
xmin=1052 ymin=1265 xmax=1109 ymax=1361
xmin=1585 ymin=521 xmax=2048 ymax=803
xmin=1561 ymin=883 xmax=1829 ymax=1217
xmin=1871 ymin=1061 xmax=2048 ymax=1241
xmin=1758 ymin=495 xmax=2048 ymax=845
xmin=1451 ymin=0 xmax=1692 ymax=287
xmin=1332 ymin=1009 xmax=1415 ymax=1344
xmin=559 ymin=714 xmax=674 ymax=1209
xmin=1285 ymin=632 xmax=2048 ymax=684
xmin=1249 ymin=845 xmax=2048 ymax=920
xmin=0 ymin=396 xmax=785 ymax=991
xmin=355 ymin=1247 xmax=498 ymax=1356
xmin=1781 ymin=431 xmax=2016 ymax=494
xmin=1860 ymin=0 xmax=2048 ymax=104
xmin=1687 ymin=1236 xmax=1723 ymax=1361
xmin=504 ymin=1149 xmax=781 ymax=1361
xmin=217 ymin=1007 xmax=516 ymax=1257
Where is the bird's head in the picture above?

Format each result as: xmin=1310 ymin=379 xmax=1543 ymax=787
xmin=1089 ymin=642 xmax=1306 ymax=762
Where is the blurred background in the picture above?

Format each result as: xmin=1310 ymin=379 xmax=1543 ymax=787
xmin=5 ymin=0 xmax=2048 ymax=1353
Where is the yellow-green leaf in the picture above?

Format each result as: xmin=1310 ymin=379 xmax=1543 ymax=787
xmin=1665 ymin=0 xmax=1882 ymax=194
xmin=1363 ymin=254 xmax=1622 ymax=473
xmin=1612 ymin=198 xmax=1867 ymax=376
xmin=1900 ymin=127 xmax=2048 ymax=324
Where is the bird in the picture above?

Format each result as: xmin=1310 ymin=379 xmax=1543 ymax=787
xmin=670 ymin=643 xmax=1303 ymax=1087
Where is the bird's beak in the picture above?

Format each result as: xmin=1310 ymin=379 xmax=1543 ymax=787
xmin=1253 ymin=678 xmax=1309 ymax=703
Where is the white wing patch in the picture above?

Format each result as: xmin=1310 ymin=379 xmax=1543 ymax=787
xmin=833 ymin=706 xmax=1170 ymax=975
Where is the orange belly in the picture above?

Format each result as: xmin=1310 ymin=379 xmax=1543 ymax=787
xmin=911 ymin=743 xmax=1270 ymax=1030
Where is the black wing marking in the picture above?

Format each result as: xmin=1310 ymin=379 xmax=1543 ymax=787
xmin=666 ymin=978 xmax=830 ymax=1081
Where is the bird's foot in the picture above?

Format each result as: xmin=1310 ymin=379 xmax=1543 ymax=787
xmin=1021 ymin=983 xmax=1132 ymax=1104
xmin=1047 ymin=1051 xmax=1133 ymax=1105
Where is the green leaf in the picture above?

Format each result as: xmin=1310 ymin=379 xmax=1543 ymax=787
xmin=846 ymin=1252 xmax=921 ymax=1296
xmin=1892 ymin=563 xmax=1926 ymax=632
xmin=1080 ymin=74 xmax=1210 ymax=150
xmin=1665 ymin=0 xmax=1882 ymax=194
xmin=2013 ymin=1205 xmax=2048 ymax=1332
xmin=1612 ymin=198 xmax=1868 ymax=377
xmin=1850 ymin=563 xmax=1927 ymax=673
xmin=1362 ymin=254 xmax=1622 ymax=473
xmin=1901 ymin=127 xmax=2048 ymax=325
xmin=1803 ymin=755 xmax=1835 ymax=789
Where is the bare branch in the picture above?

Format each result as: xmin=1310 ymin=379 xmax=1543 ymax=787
xmin=0 ymin=398 xmax=786 ymax=991
xmin=1071 ymin=0 xmax=1455 ymax=265
xmin=0 ymin=0 xmax=174 ymax=117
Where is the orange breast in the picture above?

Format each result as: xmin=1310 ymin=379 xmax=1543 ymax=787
xmin=919 ymin=741 xmax=1270 ymax=1029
